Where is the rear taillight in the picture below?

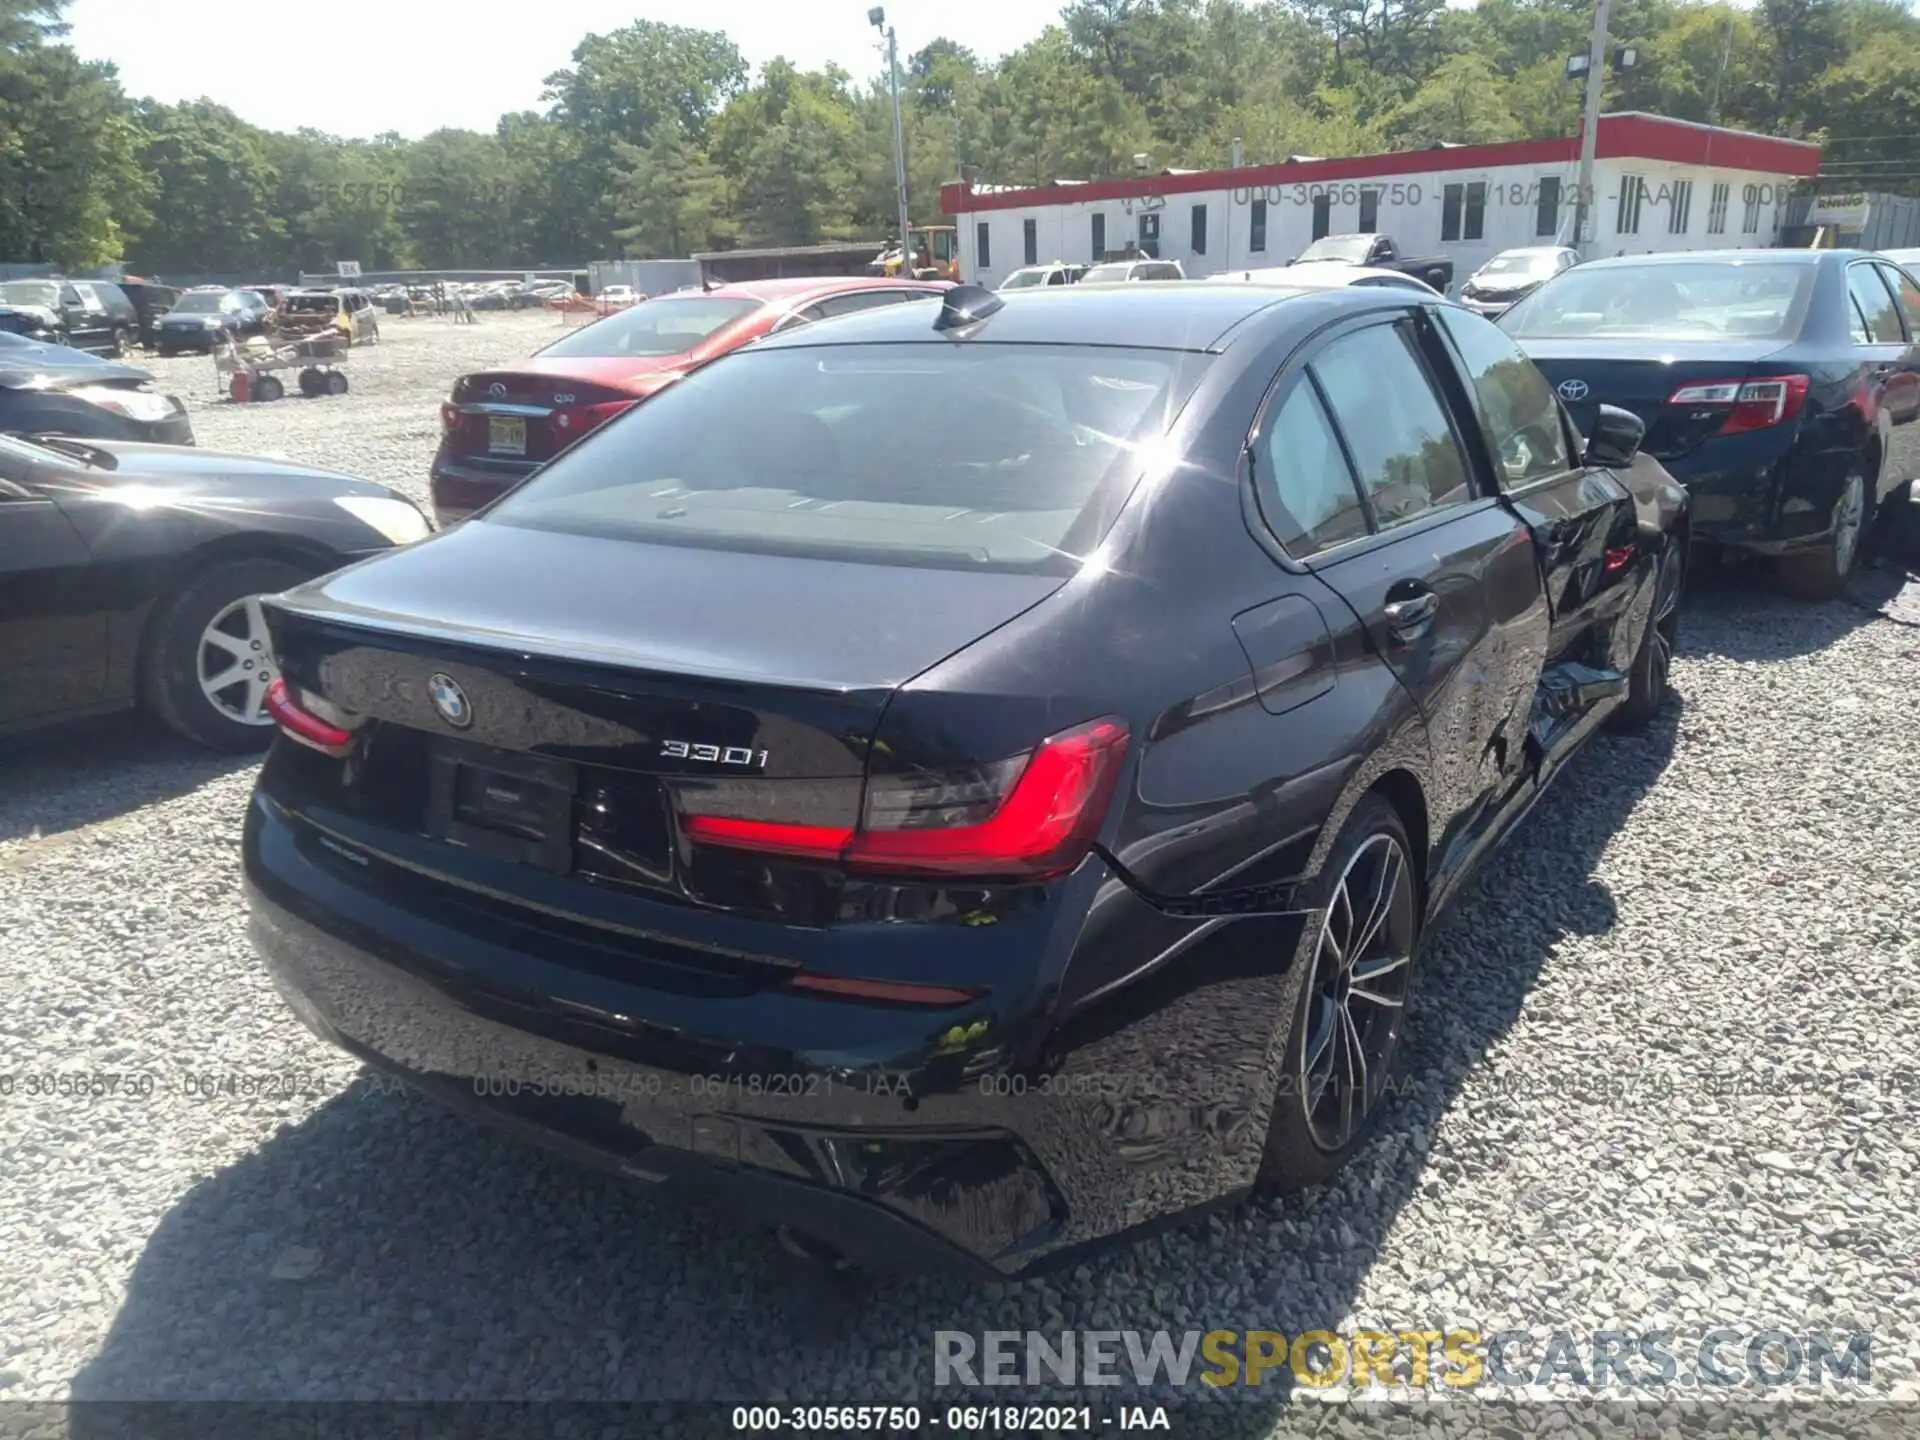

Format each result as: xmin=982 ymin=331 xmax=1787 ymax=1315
xmin=552 ymin=399 xmax=634 ymax=440
xmin=1666 ymin=374 xmax=1809 ymax=435
xmin=681 ymin=717 xmax=1130 ymax=881
xmin=439 ymin=402 xmax=458 ymax=432
xmin=264 ymin=678 xmax=353 ymax=757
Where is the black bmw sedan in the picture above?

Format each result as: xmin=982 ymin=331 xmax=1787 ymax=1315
xmin=1501 ymin=249 xmax=1920 ymax=598
xmin=244 ymin=283 xmax=1687 ymax=1276
xmin=1 ymin=434 xmax=431 ymax=750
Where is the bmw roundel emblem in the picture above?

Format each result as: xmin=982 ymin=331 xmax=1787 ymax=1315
xmin=427 ymin=673 xmax=472 ymax=728
xmin=1557 ymin=378 xmax=1590 ymax=401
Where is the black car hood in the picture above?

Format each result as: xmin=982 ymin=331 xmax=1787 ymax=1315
xmin=0 ymin=342 xmax=152 ymax=389
xmin=70 ymin=441 xmax=379 ymax=495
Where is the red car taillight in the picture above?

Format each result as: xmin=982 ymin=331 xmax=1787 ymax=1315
xmin=681 ymin=717 xmax=1131 ymax=882
xmin=552 ymin=399 xmax=635 ymax=441
xmin=264 ymin=678 xmax=353 ymax=757
xmin=439 ymin=401 xmax=458 ymax=432
xmin=1666 ymin=374 xmax=1809 ymax=435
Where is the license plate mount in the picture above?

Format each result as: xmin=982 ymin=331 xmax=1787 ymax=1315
xmin=488 ymin=416 xmax=527 ymax=456
xmin=426 ymin=738 xmax=576 ymax=874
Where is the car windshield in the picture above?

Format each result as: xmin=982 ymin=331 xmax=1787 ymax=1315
xmin=1501 ymin=262 xmax=1815 ymax=341
xmin=284 ymin=294 xmax=339 ymax=313
xmin=486 ymin=342 xmax=1202 ymax=573
xmin=1082 ymin=263 xmax=1136 ymax=283
xmin=1296 ymin=236 xmax=1373 ymax=264
xmin=998 ymin=269 xmax=1051 ymax=290
xmin=1480 ymin=252 xmax=1561 ymax=278
xmin=172 ymin=293 xmax=232 ymax=313
xmin=538 ymin=296 xmax=758 ymax=359
xmin=0 ymin=280 xmax=58 ymax=307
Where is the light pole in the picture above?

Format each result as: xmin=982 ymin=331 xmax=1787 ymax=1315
xmin=870 ymin=7 xmax=913 ymax=276
xmin=1568 ymin=0 xmax=1611 ymax=258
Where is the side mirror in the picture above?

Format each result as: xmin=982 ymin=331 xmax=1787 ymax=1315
xmin=1584 ymin=403 xmax=1645 ymax=468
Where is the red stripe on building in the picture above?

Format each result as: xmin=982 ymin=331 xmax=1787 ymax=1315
xmin=940 ymin=114 xmax=1819 ymax=215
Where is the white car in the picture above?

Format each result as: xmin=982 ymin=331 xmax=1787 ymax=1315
xmin=1456 ymin=246 xmax=1582 ymax=318
xmin=997 ymin=263 xmax=1087 ymax=290
xmin=1881 ymin=247 xmax=1920 ymax=276
xmin=1080 ymin=258 xmax=1185 ymax=283
xmin=598 ymin=285 xmax=640 ymax=307
xmin=1205 ymin=264 xmax=1439 ymax=294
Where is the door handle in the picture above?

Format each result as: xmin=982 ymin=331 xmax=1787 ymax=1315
xmin=1383 ymin=588 xmax=1438 ymax=641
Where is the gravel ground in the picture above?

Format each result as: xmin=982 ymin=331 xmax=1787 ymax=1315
xmin=1 ymin=311 xmax=1917 ymax=1428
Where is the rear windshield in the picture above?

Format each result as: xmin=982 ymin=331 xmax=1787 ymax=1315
xmin=1082 ymin=263 xmax=1136 ymax=283
xmin=0 ymin=280 xmax=57 ymax=307
xmin=998 ymin=269 xmax=1050 ymax=290
xmin=539 ymin=295 xmax=758 ymax=358
xmin=284 ymin=294 xmax=340 ymax=313
xmin=173 ymin=292 xmax=232 ymax=313
xmin=486 ymin=342 xmax=1202 ymax=573
xmin=1502 ymin=262 xmax=1815 ymax=341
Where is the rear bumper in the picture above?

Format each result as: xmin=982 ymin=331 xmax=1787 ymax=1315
xmin=243 ymin=789 xmax=1305 ymax=1274
xmin=1659 ymin=436 xmax=1850 ymax=556
xmin=428 ymin=448 xmax=540 ymax=525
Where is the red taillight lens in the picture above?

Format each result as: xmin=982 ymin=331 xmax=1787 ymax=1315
xmin=680 ymin=717 xmax=1131 ymax=882
xmin=552 ymin=399 xmax=633 ymax=440
xmin=1667 ymin=374 xmax=1809 ymax=435
xmin=264 ymin=678 xmax=353 ymax=757
xmin=439 ymin=401 xmax=458 ymax=432
xmin=1602 ymin=544 xmax=1636 ymax=577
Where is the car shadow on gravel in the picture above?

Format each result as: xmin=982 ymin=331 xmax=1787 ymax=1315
xmin=1679 ymin=544 xmax=1919 ymax=664
xmin=0 ymin=714 xmax=256 ymax=845
xmin=69 ymin=707 xmax=1680 ymax=1427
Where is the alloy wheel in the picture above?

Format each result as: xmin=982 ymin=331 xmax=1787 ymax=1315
xmin=197 ymin=596 xmax=277 ymax=726
xmin=1833 ymin=473 xmax=1865 ymax=578
xmin=1298 ymin=831 xmax=1417 ymax=1152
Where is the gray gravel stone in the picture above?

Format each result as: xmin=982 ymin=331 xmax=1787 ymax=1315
xmin=0 ymin=312 xmax=1916 ymax=1424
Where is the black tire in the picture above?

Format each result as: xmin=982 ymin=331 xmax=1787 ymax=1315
xmin=1257 ymin=792 xmax=1420 ymax=1192
xmin=1778 ymin=466 xmax=1869 ymax=601
xmin=1870 ymin=477 xmax=1917 ymax=562
xmin=1614 ymin=541 xmax=1684 ymax=729
xmin=252 ymin=373 xmax=284 ymax=403
xmin=110 ymin=326 xmax=130 ymax=357
xmin=324 ymin=371 xmax=349 ymax=396
xmin=144 ymin=558 xmax=310 ymax=752
xmin=297 ymin=368 xmax=323 ymax=398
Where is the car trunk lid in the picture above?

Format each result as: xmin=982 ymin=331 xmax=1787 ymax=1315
xmin=442 ymin=362 xmax=678 ymax=467
xmin=1521 ymin=338 xmax=1800 ymax=462
xmin=260 ymin=519 xmax=1063 ymax=921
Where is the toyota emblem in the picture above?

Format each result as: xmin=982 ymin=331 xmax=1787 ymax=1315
xmin=487 ymin=382 xmax=507 ymax=399
xmin=1557 ymin=378 xmax=1591 ymax=401
xmin=427 ymin=673 xmax=472 ymax=729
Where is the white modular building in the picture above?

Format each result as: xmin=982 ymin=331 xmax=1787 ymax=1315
xmin=940 ymin=114 xmax=1822 ymax=290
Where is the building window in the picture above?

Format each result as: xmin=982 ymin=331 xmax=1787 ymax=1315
xmin=1616 ymin=175 xmax=1646 ymax=236
xmin=1668 ymin=179 xmax=1692 ymax=234
xmin=1251 ymin=197 xmax=1267 ymax=252
xmin=1191 ymin=203 xmax=1207 ymax=255
xmin=1441 ymin=184 xmax=1463 ymax=241
xmin=1464 ymin=181 xmax=1486 ymax=241
xmin=1023 ymin=217 xmax=1037 ymax=266
xmin=1706 ymin=182 xmax=1730 ymax=234
xmin=1091 ymin=212 xmax=1105 ymax=259
xmin=1358 ymin=188 xmax=1379 ymax=234
xmin=1312 ymin=192 xmax=1331 ymax=240
xmin=976 ymin=221 xmax=990 ymax=270
xmin=1535 ymin=177 xmax=1561 ymax=238
xmin=1741 ymin=186 xmax=1762 ymax=233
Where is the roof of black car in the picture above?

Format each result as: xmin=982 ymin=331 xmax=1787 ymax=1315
xmin=754 ymin=281 xmax=1374 ymax=353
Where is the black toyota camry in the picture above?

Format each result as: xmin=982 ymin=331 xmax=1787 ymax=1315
xmin=245 ymin=283 xmax=1687 ymax=1276
xmin=1501 ymin=249 xmax=1920 ymax=598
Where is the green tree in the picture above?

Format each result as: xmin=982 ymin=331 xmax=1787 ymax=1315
xmin=609 ymin=115 xmax=734 ymax=257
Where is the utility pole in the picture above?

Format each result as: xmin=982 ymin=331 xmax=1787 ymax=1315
xmin=1569 ymin=0 xmax=1612 ymax=257
xmin=871 ymin=8 xmax=913 ymax=276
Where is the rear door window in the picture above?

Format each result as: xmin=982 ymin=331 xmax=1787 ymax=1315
xmin=1872 ymin=262 xmax=1920 ymax=337
xmin=1845 ymin=265 xmax=1904 ymax=344
xmin=1309 ymin=322 xmax=1476 ymax=527
xmin=485 ymin=342 xmax=1206 ymax=573
xmin=1253 ymin=381 xmax=1369 ymax=556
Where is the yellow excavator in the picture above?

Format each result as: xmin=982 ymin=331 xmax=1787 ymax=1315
xmin=869 ymin=225 xmax=959 ymax=281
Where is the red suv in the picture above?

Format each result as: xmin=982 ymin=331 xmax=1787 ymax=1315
xmin=429 ymin=276 xmax=951 ymax=525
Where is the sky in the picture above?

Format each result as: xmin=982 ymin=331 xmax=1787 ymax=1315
xmin=63 ymin=0 xmax=1049 ymax=139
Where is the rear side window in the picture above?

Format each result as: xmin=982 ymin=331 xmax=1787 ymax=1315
xmin=1310 ymin=324 xmax=1474 ymax=528
xmin=487 ymin=343 xmax=1204 ymax=573
xmin=1880 ymin=262 xmax=1920 ymax=335
xmin=1434 ymin=306 xmax=1573 ymax=487
xmin=1847 ymin=265 xmax=1904 ymax=343
xmin=1255 ymin=382 xmax=1369 ymax=556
